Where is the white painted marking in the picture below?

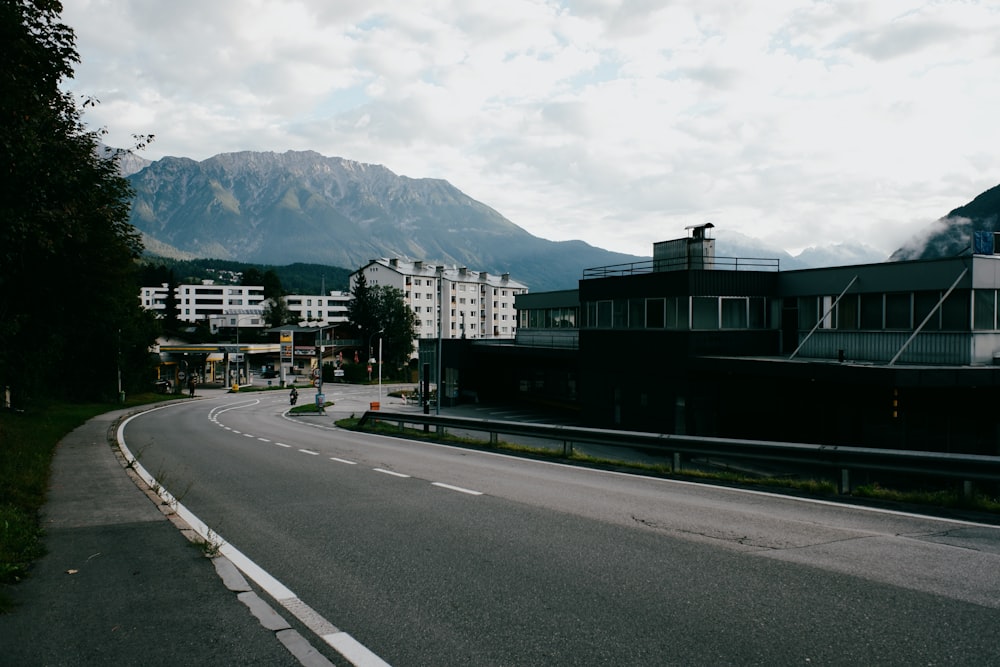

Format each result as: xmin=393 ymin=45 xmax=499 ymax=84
xmin=258 ymin=438 xmax=270 ymax=443
xmin=323 ymin=632 xmax=392 ymax=667
xmin=373 ymin=468 xmax=411 ymax=478
xmin=432 ymin=482 xmax=483 ymax=496
xmin=331 ymin=457 xmax=357 ymax=465
xmin=275 ymin=442 xmax=291 ymax=448
xmin=231 ymin=429 xmax=241 ymax=434
xmin=299 ymin=449 xmax=320 ymax=456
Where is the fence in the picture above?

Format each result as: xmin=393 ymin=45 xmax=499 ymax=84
xmin=357 ymin=410 xmax=1000 ymax=497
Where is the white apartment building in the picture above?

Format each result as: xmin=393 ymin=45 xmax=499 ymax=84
xmin=139 ymin=283 xmax=352 ymax=331
xmin=139 ymin=281 xmax=267 ymax=330
xmin=351 ymin=258 xmax=528 ymax=341
xmin=284 ymin=290 xmax=351 ymax=326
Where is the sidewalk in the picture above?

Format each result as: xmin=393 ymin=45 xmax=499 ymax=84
xmin=0 ymin=396 xmax=335 ymax=667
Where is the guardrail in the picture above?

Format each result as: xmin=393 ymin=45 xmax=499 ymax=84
xmin=357 ymin=410 xmax=1000 ymax=497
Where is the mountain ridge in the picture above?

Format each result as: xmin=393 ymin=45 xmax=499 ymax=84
xmin=126 ymin=149 xmax=642 ymax=291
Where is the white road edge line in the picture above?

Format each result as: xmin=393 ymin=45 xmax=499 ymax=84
xmin=373 ymin=468 xmax=411 ymax=478
xmin=431 ymin=482 xmax=483 ymax=496
xmin=116 ymin=408 xmax=392 ymax=667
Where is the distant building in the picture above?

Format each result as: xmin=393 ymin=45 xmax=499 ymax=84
xmin=139 ymin=283 xmax=352 ymax=331
xmin=351 ymin=258 xmax=528 ymax=343
xmin=284 ymin=291 xmax=351 ymax=326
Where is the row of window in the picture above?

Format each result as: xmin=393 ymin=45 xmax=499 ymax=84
xmin=576 ymin=290 xmax=1000 ymax=332
xmin=800 ymin=290 xmax=986 ymax=332
xmin=582 ymin=297 xmax=769 ymax=330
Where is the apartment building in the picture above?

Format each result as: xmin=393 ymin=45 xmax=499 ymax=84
xmin=351 ymin=258 xmax=528 ymax=341
xmin=284 ymin=290 xmax=351 ymax=326
xmin=139 ymin=283 xmax=354 ymax=329
xmin=139 ymin=282 xmax=267 ymax=325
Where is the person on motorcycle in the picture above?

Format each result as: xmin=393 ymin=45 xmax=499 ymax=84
xmin=289 ymin=386 xmax=298 ymax=405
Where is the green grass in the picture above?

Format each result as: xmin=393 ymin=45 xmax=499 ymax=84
xmin=0 ymin=392 xmax=176 ymax=613
xmin=340 ymin=417 xmax=1000 ymax=515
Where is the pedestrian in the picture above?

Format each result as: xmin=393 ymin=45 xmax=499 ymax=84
xmin=188 ymin=376 xmax=196 ymax=397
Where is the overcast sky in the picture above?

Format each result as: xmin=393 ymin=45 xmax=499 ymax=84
xmin=62 ymin=0 xmax=1000 ymax=258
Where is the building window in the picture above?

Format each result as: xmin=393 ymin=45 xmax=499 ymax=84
xmin=646 ymin=299 xmax=665 ymax=328
xmin=721 ymin=298 xmax=748 ymax=329
xmin=691 ymin=297 xmax=718 ymax=329
xmin=974 ymin=289 xmax=996 ymax=330
xmin=838 ymin=295 xmax=859 ymax=330
xmin=941 ymin=290 xmax=970 ymax=330
xmin=885 ymin=292 xmax=912 ymax=330
xmin=596 ymin=300 xmax=612 ymax=328
xmin=860 ymin=294 xmax=883 ymax=329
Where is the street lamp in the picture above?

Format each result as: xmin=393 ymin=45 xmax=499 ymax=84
xmin=368 ymin=329 xmax=384 ymax=406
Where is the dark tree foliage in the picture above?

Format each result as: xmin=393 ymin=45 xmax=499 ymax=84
xmin=348 ymin=272 xmax=417 ymax=372
xmin=372 ymin=285 xmax=419 ymax=372
xmin=241 ymin=267 xmax=265 ymax=287
xmin=0 ymin=0 xmax=158 ymax=404
xmin=263 ymin=296 xmax=295 ymax=329
xmin=139 ymin=256 xmax=352 ymax=294
xmin=347 ymin=270 xmax=376 ymax=343
xmin=261 ymin=269 xmax=284 ymax=301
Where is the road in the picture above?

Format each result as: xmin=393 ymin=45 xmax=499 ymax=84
xmin=121 ymin=386 xmax=1000 ymax=666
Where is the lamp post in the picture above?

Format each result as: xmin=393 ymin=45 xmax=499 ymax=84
xmin=368 ymin=328 xmax=384 ymax=406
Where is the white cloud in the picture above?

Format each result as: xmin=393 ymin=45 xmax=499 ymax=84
xmin=62 ymin=0 xmax=1000 ymax=258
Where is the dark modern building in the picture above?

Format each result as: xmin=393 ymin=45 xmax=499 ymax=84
xmin=438 ymin=226 xmax=1000 ymax=455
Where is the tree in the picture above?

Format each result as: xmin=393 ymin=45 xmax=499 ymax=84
xmin=261 ymin=269 xmax=283 ymax=302
xmin=347 ymin=272 xmax=417 ymax=375
xmin=0 ymin=0 xmax=157 ymax=403
xmin=262 ymin=296 xmax=294 ymax=329
xmin=372 ymin=285 xmax=418 ymax=372
xmin=347 ymin=270 xmax=377 ymax=343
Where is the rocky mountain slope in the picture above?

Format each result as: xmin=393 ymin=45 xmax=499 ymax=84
xmin=890 ymin=183 xmax=1000 ymax=261
xmin=126 ymin=150 xmax=642 ymax=291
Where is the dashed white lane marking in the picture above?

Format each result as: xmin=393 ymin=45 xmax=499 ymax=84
xmin=331 ymin=457 xmax=357 ymax=465
xmin=373 ymin=468 xmax=411 ymax=478
xmin=299 ymin=449 xmax=320 ymax=456
xmin=431 ymin=482 xmax=483 ymax=496
xmin=258 ymin=438 xmax=271 ymax=443
xmin=275 ymin=443 xmax=291 ymax=448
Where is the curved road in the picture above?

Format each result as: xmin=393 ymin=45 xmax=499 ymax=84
xmin=121 ymin=388 xmax=1000 ymax=666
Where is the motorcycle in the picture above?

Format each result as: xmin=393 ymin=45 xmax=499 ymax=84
xmin=289 ymin=390 xmax=298 ymax=406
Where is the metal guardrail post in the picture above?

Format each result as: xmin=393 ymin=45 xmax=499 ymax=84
xmin=673 ymin=452 xmax=680 ymax=473
xmin=490 ymin=431 xmax=498 ymax=446
xmin=840 ymin=468 xmax=850 ymax=495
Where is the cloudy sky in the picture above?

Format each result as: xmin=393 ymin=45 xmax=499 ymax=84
xmin=62 ymin=0 xmax=999 ymax=258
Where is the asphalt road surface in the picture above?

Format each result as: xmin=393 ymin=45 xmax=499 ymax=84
xmin=120 ymin=387 xmax=1000 ymax=666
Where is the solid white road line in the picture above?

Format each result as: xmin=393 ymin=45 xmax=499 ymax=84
xmin=431 ymin=482 xmax=483 ymax=496
xmin=373 ymin=468 xmax=411 ymax=478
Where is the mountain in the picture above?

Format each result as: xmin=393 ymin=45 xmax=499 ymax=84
xmin=126 ymin=150 xmax=643 ymax=291
xmin=890 ymin=183 xmax=1000 ymax=261
xmin=711 ymin=230 xmax=885 ymax=270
